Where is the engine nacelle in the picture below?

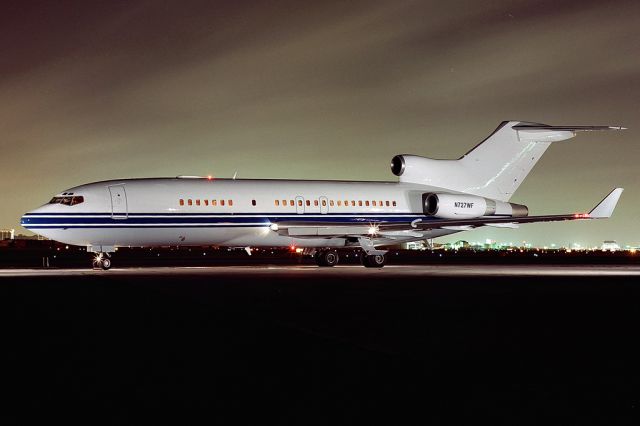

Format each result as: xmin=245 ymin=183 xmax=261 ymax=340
xmin=423 ymin=193 xmax=528 ymax=219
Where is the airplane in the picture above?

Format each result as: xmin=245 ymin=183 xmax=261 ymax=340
xmin=21 ymin=121 xmax=625 ymax=269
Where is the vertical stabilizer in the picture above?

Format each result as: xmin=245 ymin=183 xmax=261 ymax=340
xmin=395 ymin=121 xmax=624 ymax=201
xmin=457 ymin=121 xmax=563 ymax=200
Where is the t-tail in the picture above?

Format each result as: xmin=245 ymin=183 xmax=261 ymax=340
xmin=390 ymin=121 xmax=626 ymax=201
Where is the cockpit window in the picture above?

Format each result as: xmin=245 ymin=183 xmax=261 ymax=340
xmin=70 ymin=196 xmax=84 ymax=205
xmin=48 ymin=196 xmax=85 ymax=206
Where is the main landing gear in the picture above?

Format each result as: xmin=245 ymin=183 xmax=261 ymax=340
xmin=315 ymin=250 xmax=340 ymax=267
xmin=92 ymin=253 xmax=112 ymax=270
xmin=362 ymin=253 xmax=386 ymax=268
xmin=313 ymin=250 xmax=387 ymax=268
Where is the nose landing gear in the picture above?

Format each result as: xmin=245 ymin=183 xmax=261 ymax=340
xmin=92 ymin=253 xmax=112 ymax=270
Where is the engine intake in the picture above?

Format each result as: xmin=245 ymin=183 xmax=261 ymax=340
xmin=390 ymin=155 xmax=406 ymax=176
xmin=422 ymin=193 xmax=528 ymax=219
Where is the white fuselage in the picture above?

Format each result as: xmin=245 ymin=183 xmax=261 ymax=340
xmin=21 ymin=178 xmax=455 ymax=250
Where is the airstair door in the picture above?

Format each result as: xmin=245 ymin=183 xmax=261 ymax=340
xmin=109 ymin=185 xmax=128 ymax=219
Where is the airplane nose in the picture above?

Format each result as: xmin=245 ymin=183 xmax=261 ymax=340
xmin=21 ymin=207 xmax=41 ymax=228
xmin=21 ymin=212 xmax=33 ymax=228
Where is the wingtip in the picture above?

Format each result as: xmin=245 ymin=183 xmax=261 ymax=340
xmin=589 ymin=188 xmax=624 ymax=218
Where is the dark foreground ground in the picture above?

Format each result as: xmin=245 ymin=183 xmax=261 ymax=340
xmin=2 ymin=265 xmax=640 ymax=425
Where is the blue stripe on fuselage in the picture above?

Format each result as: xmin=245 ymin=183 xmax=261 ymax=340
xmin=22 ymin=212 xmax=421 ymax=216
xmin=21 ymin=213 xmax=430 ymax=228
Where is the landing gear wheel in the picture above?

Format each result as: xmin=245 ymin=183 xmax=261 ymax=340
xmin=363 ymin=254 xmax=386 ymax=268
xmin=315 ymin=250 xmax=339 ymax=267
xmin=92 ymin=253 xmax=112 ymax=270
xmin=100 ymin=257 xmax=112 ymax=270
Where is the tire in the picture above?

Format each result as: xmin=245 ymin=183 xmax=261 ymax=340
xmin=316 ymin=250 xmax=339 ymax=267
xmin=323 ymin=250 xmax=339 ymax=267
xmin=363 ymin=254 xmax=385 ymax=268
xmin=100 ymin=257 xmax=112 ymax=270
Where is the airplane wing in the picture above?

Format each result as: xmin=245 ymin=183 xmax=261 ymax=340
xmin=271 ymin=188 xmax=623 ymax=238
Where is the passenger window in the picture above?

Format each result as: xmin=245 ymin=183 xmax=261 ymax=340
xmin=314 ymin=200 xmax=319 ymax=207
xmin=386 ymin=201 xmax=390 ymax=206
xmin=351 ymin=201 xmax=355 ymax=206
xmin=329 ymin=200 xmax=334 ymax=207
xmin=337 ymin=200 xmax=342 ymax=206
xmin=306 ymin=200 xmax=310 ymax=206
xmin=379 ymin=200 xmax=383 ymax=206
xmin=372 ymin=201 xmax=377 ymax=207
xmin=196 ymin=199 xmax=201 ymax=206
xmin=229 ymin=200 xmax=233 ymax=206
xmin=204 ymin=200 xmax=209 ymax=206
xmin=188 ymin=199 xmax=193 ymax=206
xmin=392 ymin=201 xmax=397 ymax=206
xmin=252 ymin=199 xmax=256 ymax=206
xmin=365 ymin=201 xmax=370 ymax=207
xmin=322 ymin=200 xmax=327 ymax=207
xmin=179 ymin=199 xmax=184 ymax=206
xmin=212 ymin=200 xmax=217 ymax=206
xmin=282 ymin=199 xmax=286 ymax=206
xmin=275 ymin=200 xmax=279 ymax=206
xmin=221 ymin=200 xmax=225 ymax=206
xmin=298 ymin=200 xmax=302 ymax=206
xmin=358 ymin=201 xmax=363 ymax=207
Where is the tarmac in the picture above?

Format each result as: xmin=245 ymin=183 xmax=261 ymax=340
xmin=3 ymin=263 xmax=640 ymax=277
xmin=2 ymin=263 xmax=640 ymax=424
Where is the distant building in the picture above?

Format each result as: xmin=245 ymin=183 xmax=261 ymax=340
xmin=441 ymin=240 xmax=468 ymax=250
xmin=601 ymin=240 xmax=620 ymax=252
xmin=13 ymin=233 xmax=48 ymax=241
xmin=403 ymin=241 xmax=427 ymax=250
xmin=0 ymin=229 xmax=15 ymax=240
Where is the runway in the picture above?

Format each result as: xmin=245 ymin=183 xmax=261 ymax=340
xmin=2 ymin=263 xmax=640 ymax=424
xmin=3 ymin=263 xmax=640 ymax=277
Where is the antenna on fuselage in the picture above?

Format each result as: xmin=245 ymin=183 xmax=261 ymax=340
xmin=232 ymin=170 xmax=238 ymax=180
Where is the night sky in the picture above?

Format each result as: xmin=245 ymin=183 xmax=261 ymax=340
xmin=2 ymin=0 xmax=639 ymax=246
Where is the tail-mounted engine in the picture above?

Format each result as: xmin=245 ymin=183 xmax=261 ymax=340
xmin=423 ymin=193 xmax=528 ymax=219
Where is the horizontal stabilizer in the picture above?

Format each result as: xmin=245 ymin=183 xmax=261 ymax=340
xmin=589 ymin=188 xmax=624 ymax=218
xmin=513 ymin=124 xmax=626 ymax=131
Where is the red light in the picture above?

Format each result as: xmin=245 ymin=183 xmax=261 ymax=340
xmin=207 ymin=175 xmax=213 ymax=180
xmin=289 ymin=245 xmax=296 ymax=251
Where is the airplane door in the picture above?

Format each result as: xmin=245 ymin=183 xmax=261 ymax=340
xmin=109 ymin=185 xmax=128 ymax=219
xmin=319 ymin=196 xmax=329 ymax=214
xmin=295 ymin=196 xmax=305 ymax=214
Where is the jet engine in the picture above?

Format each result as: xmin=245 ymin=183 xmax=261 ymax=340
xmin=423 ymin=193 xmax=528 ymax=219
